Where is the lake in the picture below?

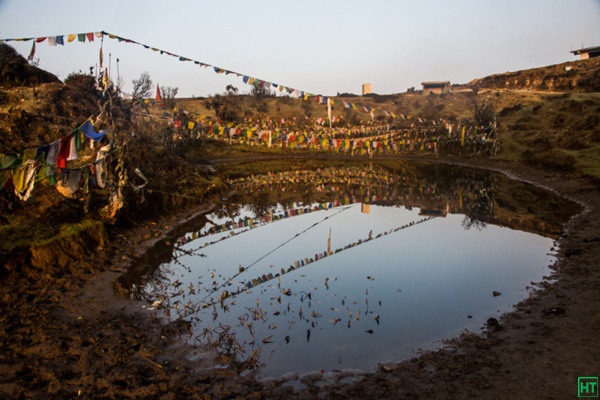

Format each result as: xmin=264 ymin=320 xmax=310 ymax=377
xmin=122 ymin=161 xmax=579 ymax=378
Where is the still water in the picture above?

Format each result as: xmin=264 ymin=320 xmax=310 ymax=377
xmin=124 ymin=161 xmax=579 ymax=378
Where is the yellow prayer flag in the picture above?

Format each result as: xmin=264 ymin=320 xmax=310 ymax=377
xmin=461 ymin=126 xmax=466 ymax=147
xmin=67 ymin=34 xmax=77 ymax=42
xmin=188 ymin=121 xmax=195 ymax=129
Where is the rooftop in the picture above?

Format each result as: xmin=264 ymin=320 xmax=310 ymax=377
xmin=570 ymin=45 xmax=600 ymax=55
xmin=421 ymin=81 xmax=451 ymax=87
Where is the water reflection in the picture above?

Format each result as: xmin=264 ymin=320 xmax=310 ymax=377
xmin=122 ymin=161 xmax=579 ymax=378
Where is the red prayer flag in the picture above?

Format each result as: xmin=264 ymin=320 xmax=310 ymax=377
xmin=156 ymin=84 xmax=162 ymax=103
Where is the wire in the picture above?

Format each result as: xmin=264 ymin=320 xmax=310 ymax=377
xmin=197 ymin=204 xmax=356 ymax=304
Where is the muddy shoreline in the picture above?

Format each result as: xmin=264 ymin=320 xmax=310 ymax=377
xmin=1 ymin=157 xmax=598 ymax=399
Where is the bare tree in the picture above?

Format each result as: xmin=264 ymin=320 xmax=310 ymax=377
xmin=161 ymin=86 xmax=179 ymax=109
xmin=226 ymin=84 xmax=238 ymax=96
xmin=471 ymin=100 xmax=496 ymax=128
xmin=251 ymin=84 xmax=271 ymax=113
xmin=301 ymin=98 xmax=313 ymax=118
xmin=132 ymin=71 xmax=153 ymax=98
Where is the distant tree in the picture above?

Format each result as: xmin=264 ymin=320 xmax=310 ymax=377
xmin=226 ymin=84 xmax=238 ymax=96
xmin=251 ymin=84 xmax=272 ymax=113
xmin=132 ymin=71 xmax=153 ymax=98
xmin=206 ymin=87 xmax=242 ymax=122
xmin=471 ymin=100 xmax=496 ymax=128
xmin=301 ymin=98 xmax=313 ymax=118
xmin=161 ymin=86 xmax=179 ymax=109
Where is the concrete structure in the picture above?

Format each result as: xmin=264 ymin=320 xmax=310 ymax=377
xmin=362 ymin=83 xmax=372 ymax=95
xmin=421 ymin=81 xmax=450 ymax=95
xmin=571 ymin=46 xmax=600 ymax=60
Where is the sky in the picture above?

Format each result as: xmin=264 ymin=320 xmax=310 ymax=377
xmin=0 ymin=0 xmax=599 ymax=98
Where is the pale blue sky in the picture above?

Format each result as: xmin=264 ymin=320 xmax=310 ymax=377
xmin=0 ymin=0 xmax=599 ymax=97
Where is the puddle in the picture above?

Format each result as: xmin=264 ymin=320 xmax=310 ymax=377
xmin=122 ymin=161 xmax=580 ymax=378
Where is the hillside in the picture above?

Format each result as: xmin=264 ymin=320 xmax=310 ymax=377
xmin=170 ymin=57 xmax=600 ymax=179
xmin=0 ymin=43 xmax=225 ymax=276
xmin=469 ymin=56 xmax=600 ymax=92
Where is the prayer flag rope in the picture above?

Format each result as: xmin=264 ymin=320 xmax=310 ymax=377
xmin=2 ymin=31 xmax=399 ymax=119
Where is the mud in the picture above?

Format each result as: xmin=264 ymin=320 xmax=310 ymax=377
xmin=1 ymin=158 xmax=599 ymax=399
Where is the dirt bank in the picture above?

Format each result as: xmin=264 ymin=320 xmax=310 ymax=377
xmin=2 ymin=156 xmax=597 ymax=399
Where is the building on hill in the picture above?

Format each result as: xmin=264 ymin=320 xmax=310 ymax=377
xmin=571 ymin=45 xmax=600 ymax=60
xmin=421 ymin=81 xmax=450 ymax=95
xmin=362 ymin=83 xmax=372 ymax=95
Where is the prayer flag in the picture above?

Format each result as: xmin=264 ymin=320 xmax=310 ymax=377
xmin=156 ymin=84 xmax=162 ymax=103
xmin=27 ymin=41 xmax=36 ymax=61
xmin=327 ymin=98 xmax=332 ymax=125
xmin=79 ymin=121 xmax=107 ymax=141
